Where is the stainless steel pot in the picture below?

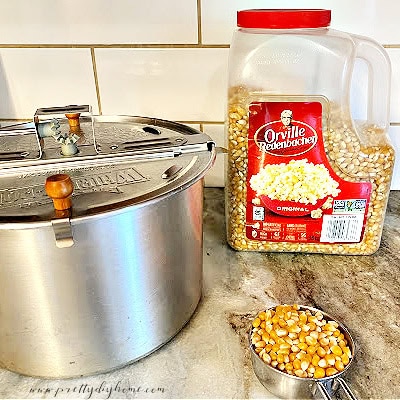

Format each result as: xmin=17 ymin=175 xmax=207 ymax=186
xmin=0 ymin=105 xmax=216 ymax=378
xmin=250 ymin=305 xmax=358 ymax=400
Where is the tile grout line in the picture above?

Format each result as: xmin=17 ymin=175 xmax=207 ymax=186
xmin=90 ymin=48 xmax=102 ymax=115
xmin=0 ymin=44 xmax=230 ymax=49
xmin=0 ymin=44 xmax=398 ymax=49
xmin=197 ymin=0 xmax=202 ymax=45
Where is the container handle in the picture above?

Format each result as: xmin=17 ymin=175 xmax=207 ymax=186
xmin=351 ymin=34 xmax=391 ymax=130
xmin=314 ymin=377 xmax=358 ymax=400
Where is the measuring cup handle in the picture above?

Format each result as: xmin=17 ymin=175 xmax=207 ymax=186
xmin=351 ymin=34 xmax=391 ymax=129
xmin=314 ymin=381 xmax=332 ymax=400
xmin=314 ymin=378 xmax=359 ymax=400
xmin=335 ymin=377 xmax=358 ymax=400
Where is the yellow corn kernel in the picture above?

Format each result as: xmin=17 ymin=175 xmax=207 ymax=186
xmin=298 ymin=342 xmax=308 ymax=352
xmin=262 ymin=333 xmax=270 ymax=343
xmin=333 ymin=329 xmax=341 ymax=337
xmin=308 ymin=315 xmax=318 ymax=324
xmin=262 ymin=353 xmax=272 ymax=364
xmin=278 ymin=319 xmax=287 ymax=328
xmin=306 ymin=345 xmax=317 ymax=355
xmin=310 ymin=331 xmax=319 ymax=339
xmin=331 ymin=345 xmax=343 ymax=356
xmin=289 ymin=353 xmax=297 ymax=362
xmin=296 ymin=351 xmax=307 ymax=360
xmin=342 ymin=346 xmax=352 ymax=358
xmin=315 ymin=311 xmax=324 ymax=321
xmin=270 ymin=330 xmax=279 ymax=342
xmin=270 ymin=351 xmax=278 ymax=361
xmin=294 ymin=369 xmax=307 ymax=378
xmin=326 ymin=354 xmax=336 ymax=366
xmin=317 ymin=347 xmax=327 ymax=358
xmin=312 ymin=354 xmax=320 ymax=367
xmin=255 ymin=340 xmax=266 ymax=348
xmin=252 ymin=317 xmax=261 ymax=328
xmin=299 ymin=313 xmax=308 ymax=324
xmin=305 ymin=336 xmax=318 ymax=346
xmin=271 ymin=315 xmax=280 ymax=324
xmin=319 ymin=337 xmax=330 ymax=347
xmin=308 ymin=322 xmax=317 ymax=331
xmin=284 ymin=354 xmax=290 ymax=364
xmin=258 ymin=311 xmax=266 ymax=321
xmin=277 ymin=348 xmax=290 ymax=355
xmin=301 ymin=360 xmax=310 ymax=371
xmin=314 ymin=367 xmax=326 ymax=379
xmin=288 ymin=327 xmax=301 ymax=337
xmin=341 ymin=353 xmax=350 ymax=365
xmin=278 ymin=363 xmax=286 ymax=371
xmin=265 ymin=310 xmax=273 ymax=321
xmin=299 ymin=332 xmax=308 ymax=343
xmin=265 ymin=323 xmax=273 ymax=333
xmin=251 ymin=333 xmax=261 ymax=344
xmin=285 ymin=362 xmax=294 ymax=371
xmin=326 ymin=367 xmax=339 ymax=377
xmin=272 ymin=344 xmax=280 ymax=353
xmin=277 ymin=354 xmax=285 ymax=364
xmin=293 ymin=359 xmax=302 ymax=370
xmin=335 ymin=360 xmax=345 ymax=371
xmin=291 ymin=345 xmax=300 ymax=353
xmin=323 ymin=323 xmax=336 ymax=332
xmin=284 ymin=336 xmax=293 ymax=345
xmin=318 ymin=358 xmax=328 ymax=368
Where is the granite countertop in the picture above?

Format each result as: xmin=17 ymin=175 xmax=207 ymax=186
xmin=1 ymin=188 xmax=399 ymax=399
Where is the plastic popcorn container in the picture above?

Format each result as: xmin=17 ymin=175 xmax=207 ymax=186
xmin=225 ymin=9 xmax=395 ymax=255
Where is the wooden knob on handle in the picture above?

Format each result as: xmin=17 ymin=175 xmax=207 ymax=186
xmin=65 ymin=113 xmax=81 ymax=128
xmin=45 ymin=174 xmax=74 ymax=211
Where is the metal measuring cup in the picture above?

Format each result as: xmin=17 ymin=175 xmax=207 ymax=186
xmin=249 ymin=305 xmax=358 ymax=400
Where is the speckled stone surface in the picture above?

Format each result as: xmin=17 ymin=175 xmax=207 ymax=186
xmin=0 ymin=188 xmax=399 ymax=399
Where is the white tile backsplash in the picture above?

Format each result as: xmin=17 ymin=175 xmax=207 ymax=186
xmin=0 ymin=0 xmax=399 ymax=188
xmin=388 ymin=126 xmax=400 ymax=190
xmin=0 ymin=0 xmax=197 ymax=44
xmin=202 ymin=124 xmax=225 ymax=187
xmin=0 ymin=48 xmax=98 ymax=119
xmin=95 ymin=48 xmax=229 ymax=121
xmin=201 ymin=0 xmax=400 ymax=45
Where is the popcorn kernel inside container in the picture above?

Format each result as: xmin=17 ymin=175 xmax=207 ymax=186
xmin=250 ymin=305 xmax=352 ymax=379
xmin=225 ymin=90 xmax=395 ymax=255
xmin=225 ymin=9 xmax=395 ymax=255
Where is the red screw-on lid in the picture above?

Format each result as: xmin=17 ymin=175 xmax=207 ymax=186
xmin=237 ymin=9 xmax=331 ymax=29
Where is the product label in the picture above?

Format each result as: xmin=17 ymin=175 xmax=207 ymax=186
xmin=245 ymin=100 xmax=372 ymax=244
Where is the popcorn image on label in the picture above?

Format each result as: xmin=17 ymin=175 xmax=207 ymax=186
xmin=322 ymin=197 xmax=333 ymax=209
xmin=311 ymin=208 xmax=323 ymax=219
xmin=249 ymin=159 xmax=340 ymax=205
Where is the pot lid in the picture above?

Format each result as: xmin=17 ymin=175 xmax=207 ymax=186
xmin=0 ymin=105 xmax=216 ymax=225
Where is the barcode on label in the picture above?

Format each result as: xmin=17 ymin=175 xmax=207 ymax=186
xmin=320 ymin=214 xmax=364 ymax=243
